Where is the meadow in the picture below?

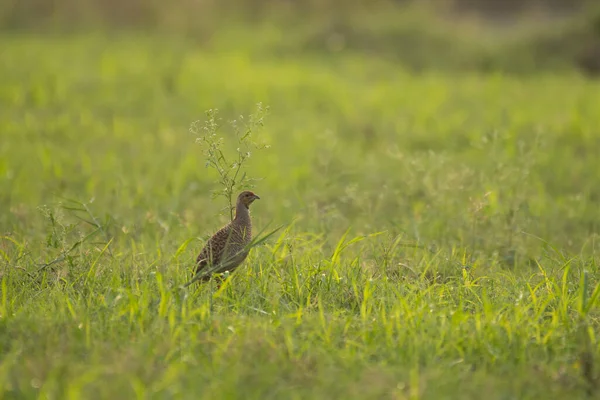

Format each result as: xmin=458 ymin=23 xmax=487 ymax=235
xmin=1 ymin=12 xmax=600 ymax=399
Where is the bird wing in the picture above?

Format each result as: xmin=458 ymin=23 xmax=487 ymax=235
xmin=195 ymin=224 xmax=233 ymax=275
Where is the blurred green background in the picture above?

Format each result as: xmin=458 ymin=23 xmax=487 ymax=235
xmin=3 ymin=0 xmax=600 ymax=253
xmin=2 ymin=0 xmax=600 ymax=75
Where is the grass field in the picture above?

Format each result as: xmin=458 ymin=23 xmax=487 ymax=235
xmin=1 ymin=27 xmax=600 ymax=399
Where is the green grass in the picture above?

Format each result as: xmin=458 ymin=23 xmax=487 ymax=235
xmin=1 ymin=31 xmax=600 ymax=399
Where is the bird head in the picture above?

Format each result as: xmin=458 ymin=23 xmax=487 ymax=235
xmin=237 ymin=191 xmax=260 ymax=208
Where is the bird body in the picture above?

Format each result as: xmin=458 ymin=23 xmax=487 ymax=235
xmin=194 ymin=191 xmax=260 ymax=282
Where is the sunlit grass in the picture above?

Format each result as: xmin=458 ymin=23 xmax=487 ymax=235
xmin=1 ymin=32 xmax=599 ymax=399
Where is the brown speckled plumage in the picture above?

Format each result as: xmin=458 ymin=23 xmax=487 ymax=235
xmin=194 ymin=191 xmax=260 ymax=281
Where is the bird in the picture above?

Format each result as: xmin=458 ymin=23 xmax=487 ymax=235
xmin=193 ymin=190 xmax=260 ymax=284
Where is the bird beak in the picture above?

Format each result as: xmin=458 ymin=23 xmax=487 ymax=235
xmin=254 ymin=194 xmax=261 ymax=200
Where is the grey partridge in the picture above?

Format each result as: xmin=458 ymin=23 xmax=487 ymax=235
xmin=194 ymin=191 xmax=260 ymax=282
